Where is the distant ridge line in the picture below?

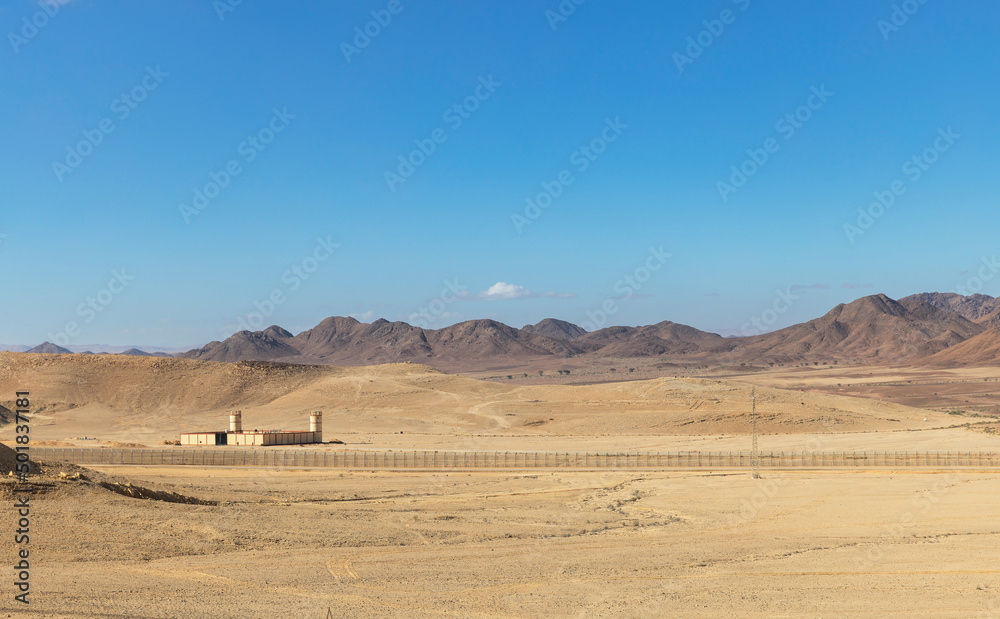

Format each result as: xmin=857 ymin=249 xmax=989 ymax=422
xmin=18 ymin=292 xmax=1000 ymax=370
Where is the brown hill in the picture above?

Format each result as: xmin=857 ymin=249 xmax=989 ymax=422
xmin=426 ymin=319 xmax=583 ymax=359
xmin=176 ymin=293 xmax=998 ymax=371
xmin=119 ymin=348 xmax=151 ymax=356
xmin=521 ymin=318 xmax=588 ymax=340
xmin=288 ymin=316 xmax=364 ymax=356
xmin=262 ymin=325 xmax=293 ymax=339
xmin=183 ymin=329 xmax=301 ymax=363
xmin=28 ymin=342 xmax=72 ymax=354
xmin=728 ymin=294 xmax=983 ymax=364
xmin=974 ymin=306 xmax=1000 ymax=329
xmin=579 ymin=322 xmax=728 ymax=357
xmin=901 ymin=292 xmax=1000 ymax=322
xmin=290 ymin=318 xmax=433 ymax=364
xmin=183 ymin=318 xmax=584 ymax=370
xmin=920 ymin=327 xmax=1000 ymax=366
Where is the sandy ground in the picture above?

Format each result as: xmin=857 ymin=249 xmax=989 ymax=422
xmin=1 ymin=354 xmax=988 ymax=449
xmin=725 ymin=364 xmax=1000 ymax=414
xmin=4 ymin=466 xmax=1000 ymax=617
xmin=3 ymin=356 xmax=1000 ymax=616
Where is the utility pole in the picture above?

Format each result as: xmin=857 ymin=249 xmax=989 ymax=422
xmin=751 ymin=387 xmax=760 ymax=479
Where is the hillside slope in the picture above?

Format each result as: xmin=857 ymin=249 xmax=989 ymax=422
xmin=727 ymin=294 xmax=983 ymax=363
xmin=172 ymin=293 xmax=996 ymax=370
xmin=0 ymin=353 xmax=946 ymax=443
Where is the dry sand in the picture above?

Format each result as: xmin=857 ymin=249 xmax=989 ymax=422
xmin=2 ymin=354 xmax=1000 ymax=616
xmin=4 ymin=466 xmax=999 ymax=617
xmin=0 ymin=353 xmax=975 ymax=448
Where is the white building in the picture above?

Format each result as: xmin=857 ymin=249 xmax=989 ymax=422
xmin=180 ymin=410 xmax=323 ymax=446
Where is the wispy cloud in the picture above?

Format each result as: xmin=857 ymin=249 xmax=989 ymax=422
xmin=349 ymin=310 xmax=378 ymax=322
xmin=408 ymin=310 xmax=462 ymax=323
xmin=475 ymin=282 xmax=575 ymax=301
xmin=841 ymin=283 xmax=874 ymax=289
xmin=790 ymin=283 xmax=830 ymax=292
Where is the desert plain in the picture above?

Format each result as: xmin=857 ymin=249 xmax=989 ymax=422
xmin=2 ymin=352 xmax=1000 ymax=617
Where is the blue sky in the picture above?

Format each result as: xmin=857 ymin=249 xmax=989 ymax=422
xmin=2 ymin=0 xmax=998 ymax=347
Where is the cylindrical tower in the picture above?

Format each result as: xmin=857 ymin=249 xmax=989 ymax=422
xmin=310 ymin=411 xmax=322 ymax=442
xmin=230 ymin=410 xmax=243 ymax=433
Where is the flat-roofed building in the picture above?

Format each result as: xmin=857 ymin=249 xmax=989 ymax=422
xmin=180 ymin=411 xmax=323 ymax=446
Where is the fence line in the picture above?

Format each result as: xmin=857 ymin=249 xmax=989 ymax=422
xmin=28 ymin=447 xmax=1000 ymax=470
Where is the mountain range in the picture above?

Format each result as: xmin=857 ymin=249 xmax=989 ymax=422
xmin=19 ymin=292 xmax=1000 ymax=370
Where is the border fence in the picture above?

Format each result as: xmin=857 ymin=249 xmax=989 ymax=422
xmin=30 ymin=447 xmax=1000 ymax=470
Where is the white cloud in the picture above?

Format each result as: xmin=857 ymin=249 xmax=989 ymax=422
xmin=475 ymin=282 xmax=575 ymax=301
xmin=480 ymin=282 xmax=531 ymax=300
xmin=349 ymin=310 xmax=377 ymax=322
